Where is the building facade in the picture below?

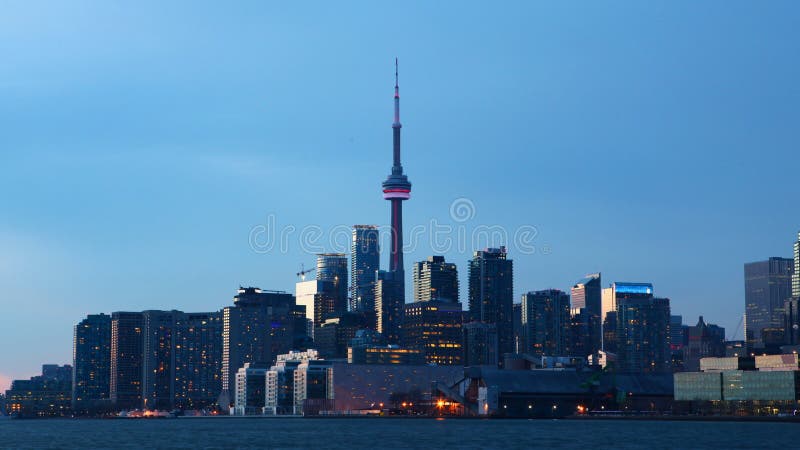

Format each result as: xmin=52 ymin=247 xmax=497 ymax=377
xmin=5 ymin=365 xmax=72 ymax=417
xmin=72 ymin=313 xmax=112 ymax=414
xmin=221 ymin=288 xmax=298 ymax=405
xmin=570 ymin=273 xmax=602 ymax=356
xmin=375 ymin=270 xmax=404 ymax=345
xmin=265 ymin=350 xmax=333 ymax=415
xmin=403 ymin=300 xmax=463 ymax=365
xmin=794 ymin=232 xmax=800 ymax=298
xmin=613 ymin=283 xmax=671 ymax=373
xmin=173 ymin=311 xmax=223 ymax=410
xmin=468 ymin=247 xmax=514 ymax=358
xmin=233 ymin=363 xmax=267 ymax=415
xmin=110 ymin=311 xmax=144 ymax=410
xmin=350 ymin=225 xmax=380 ymax=313
xmin=463 ymin=322 xmax=498 ymax=366
xmin=682 ymin=316 xmax=725 ymax=372
xmin=316 ymin=253 xmax=349 ymax=318
xmin=521 ymin=289 xmax=571 ymax=357
xmin=744 ymin=258 xmax=793 ymax=350
xmin=412 ymin=256 xmax=459 ymax=303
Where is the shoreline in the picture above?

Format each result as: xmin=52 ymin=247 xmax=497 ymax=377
xmin=6 ymin=414 xmax=800 ymax=423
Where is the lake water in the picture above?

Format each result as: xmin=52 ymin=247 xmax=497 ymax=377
xmin=0 ymin=417 xmax=792 ymax=449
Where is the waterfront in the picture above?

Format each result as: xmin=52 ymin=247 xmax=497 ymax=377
xmin=0 ymin=418 xmax=794 ymax=449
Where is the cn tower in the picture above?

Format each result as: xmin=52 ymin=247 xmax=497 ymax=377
xmin=382 ymin=58 xmax=411 ymax=274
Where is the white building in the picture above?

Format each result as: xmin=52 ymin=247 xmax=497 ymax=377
xmin=265 ymin=350 xmax=333 ymax=415
xmin=234 ymin=363 xmax=267 ymax=416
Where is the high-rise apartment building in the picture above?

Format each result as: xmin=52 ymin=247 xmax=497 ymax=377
xmin=72 ymin=313 xmax=111 ymax=414
xmin=613 ymin=283 xmax=671 ymax=373
xmin=521 ymin=290 xmax=571 ymax=357
xmin=350 ymin=225 xmax=380 ymax=313
xmin=221 ymin=287 xmax=298 ymax=405
xmin=468 ymin=247 xmax=514 ymax=357
xmin=571 ymin=273 xmax=602 ymax=356
xmin=794 ymin=232 xmax=800 ymax=298
xmin=110 ymin=312 xmax=144 ymax=410
xmin=316 ymin=253 xmax=348 ymax=317
xmin=173 ymin=311 xmax=223 ymax=410
xmin=412 ymin=256 xmax=459 ymax=303
xmin=375 ymin=270 xmax=404 ymax=345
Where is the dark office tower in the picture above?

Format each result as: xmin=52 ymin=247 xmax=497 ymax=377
xmin=221 ymin=287 xmax=297 ymax=405
xmin=463 ymin=322 xmax=498 ymax=366
xmin=682 ymin=316 xmax=726 ymax=372
xmin=72 ymin=314 xmax=111 ymax=414
xmin=785 ymin=297 xmax=800 ymax=345
xmin=614 ymin=283 xmax=671 ymax=373
xmin=142 ymin=310 xmax=178 ymax=411
xmin=512 ymin=303 xmax=522 ymax=353
xmin=468 ymin=247 xmax=514 ymax=357
xmin=793 ymin=232 xmax=800 ymax=298
xmin=314 ymin=312 xmax=369 ymax=359
xmin=403 ymin=300 xmax=463 ymax=365
xmin=173 ymin=312 xmax=223 ymax=410
xmin=375 ymin=270 xmax=404 ymax=345
xmin=316 ymin=253 xmax=349 ymax=316
xmin=744 ymin=257 xmax=793 ymax=350
xmin=412 ymin=256 xmax=459 ymax=303
xmin=351 ymin=225 xmax=380 ymax=312
xmin=602 ymin=312 xmax=618 ymax=353
xmin=570 ymin=309 xmax=591 ymax=358
xmin=571 ymin=273 xmax=602 ymax=355
xmin=110 ymin=312 xmax=144 ymax=410
xmin=520 ymin=290 xmax=571 ymax=357
xmin=669 ymin=315 xmax=685 ymax=370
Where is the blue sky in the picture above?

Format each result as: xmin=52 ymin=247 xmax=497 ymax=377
xmin=1 ymin=1 xmax=799 ymax=388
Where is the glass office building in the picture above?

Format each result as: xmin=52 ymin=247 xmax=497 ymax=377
xmin=744 ymin=257 xmax=793 ymax=350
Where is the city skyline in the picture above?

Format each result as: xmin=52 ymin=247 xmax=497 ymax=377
xmin=3 ymin=1 xmax=800 ymax=390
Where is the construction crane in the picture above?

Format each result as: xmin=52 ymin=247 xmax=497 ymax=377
xmin=296 ymin=263 xmax=316 ymax=281
xmin=731 ymin=314 xmax=744 ymax=341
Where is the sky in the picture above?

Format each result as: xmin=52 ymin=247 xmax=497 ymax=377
xmin=1 ymin=1 xmax=799 ymax=390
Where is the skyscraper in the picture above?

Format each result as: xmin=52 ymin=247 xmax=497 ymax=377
xmin=793 ymin=232 xmax=800 ymax=298
xmin=316 ymin=253 xmax=348 ymax=316
xmin=350 ymin=225 xmax=380 ymax=313
xmin=221 ymin=287 xmax=298 ymax=405
xmin=296 ymin=279 xmax=338 ymax=329
xmin=375 ymin=270 xmax=404 ymax=345
xmin=382 ymin=59 xmax=411 ymax=304
xmin=468 ymin=247 xmax=514 ymax=357
xmin=412 ymin=256 xmax=459 ymax=303
xmin=142 ymin=310 xmax=177 ymax=411
xmin=110 ymin=312 xmax=144 ymax=410
xmin=72 ymin=314 xmax=111 ymax=414
xmin=613 ymin=283 xmax=671 ymax=373
xmin=570 ymin=273 xmax=602 ymax=356
xmin=744 ymin=257 xmax=793 ymax=350
xmin=173 ymin=311 xmax=223 ymax=410
xmin=521 ymin=289 xmax=571 ymax=357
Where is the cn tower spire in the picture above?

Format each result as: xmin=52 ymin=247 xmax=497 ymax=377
xmin=382 ymin=58 xmax=411 ymax=273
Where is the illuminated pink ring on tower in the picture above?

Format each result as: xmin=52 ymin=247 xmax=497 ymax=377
xmin=383 ymin=188 xmax=410 ymax=200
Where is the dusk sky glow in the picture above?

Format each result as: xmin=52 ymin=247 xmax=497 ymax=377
xmin=2 ymin=0 xmax=799 ymax=388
